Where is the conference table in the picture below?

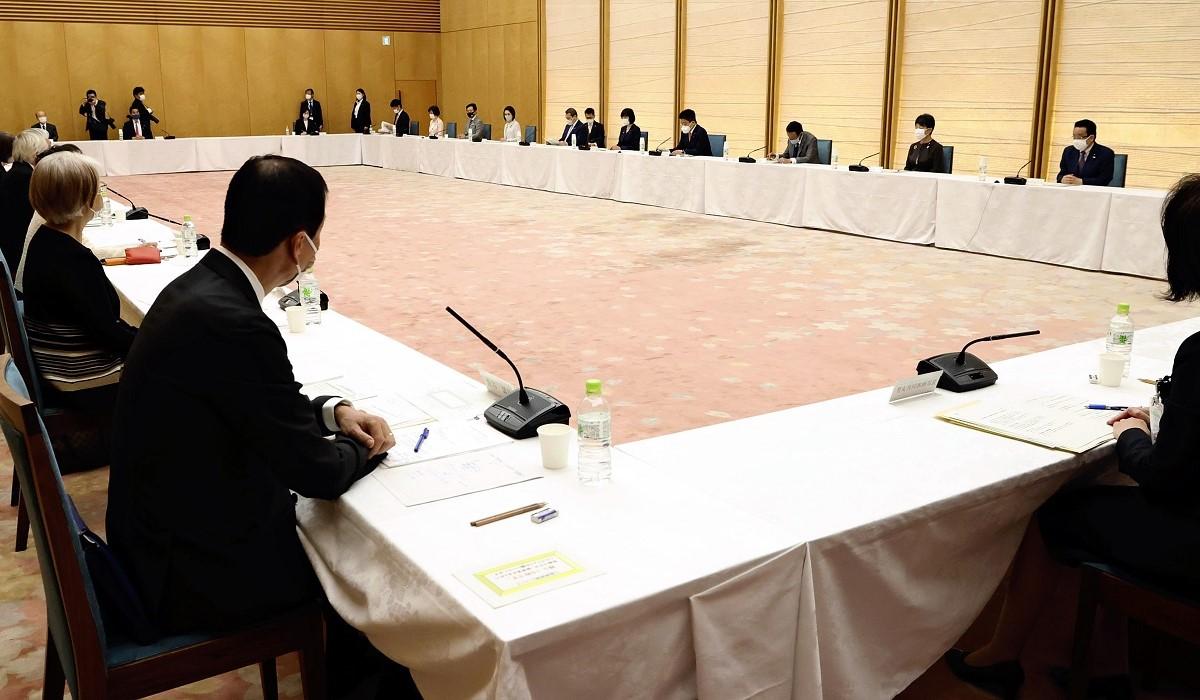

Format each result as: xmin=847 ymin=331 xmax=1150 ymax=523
xmin=92 ymin=207 xmax=1195 ymax=699
xmin=67 ymin=134 xmax=1169 ymax=279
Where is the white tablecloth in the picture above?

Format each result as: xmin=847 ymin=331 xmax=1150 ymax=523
xmin=554 ymin=147 xmax=621 ymax=199
xmin=704 ymin=159 xmax=807 ymax=227
xmin=279 ymin=133 xmax=362 ymax=168
xmin=502 ymin=143 xmax=559 ymax=191
xmin=1102 ymin=188 xmax=1169 ymax=278
xmin=194 ymin=135 xmax=281 ymax=172
xmin=101 ymin=138 xmax=199 ymax=176
xmin=452 ymin=139 xmax=506 ymax=183
xmin=803 ymin=167 xmax=938 ymax=244
xmin=615 ymin=153 xmax=707 ymax=213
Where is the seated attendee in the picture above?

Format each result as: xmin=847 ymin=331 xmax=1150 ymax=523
xmin=294 ymin=109 xmax=319 ymax=136
xmin=672 ymin=109 xmax=712 ymax=157
xmin=0 ymin=131 xmax=13 ymax=190
xmin=553 ymin=108 xmax=588 ymax=147
xmin=427 ymin=105 xmax=444 ymax=138
xmin=613 ymin=108 xmax=641 ymax=151
xmin=904 ymin=113 xmax=944 ymax=172
xmin=583 ymin=107 xmax=605 ymax=148
xmin=1056 ymin=118 xmax=1116 ymax=186
xmin=31 ymin=111 xmax=59 ymax=143
xmin=944 ymin=173 xmax=1200 ymax=700
xmin=107 ymin=155 xmax=403 ymax=695
xmin=122 ymin=108 xmax=151 ymax=140
xmin=129 ymin=87 xmax=159 ymax=138
xmin=502 ymin=105 xmax=522 ymax=143
xmin=1 ymin=129 xmax=51 ymax=267
xmin=770 ymin=121 xmax=818 ymax=164
xmin=350 ymin=88 xmax=372 ymax=133
xmin=22 ymin=150 xmax=135 ymax=409
xmin=389 ymin=99 xmax=410 ymax=137
xmin=16 ymin=144 xmax=83 ymax=294
xmin=464 ymin=102 xmax=483 ymax=140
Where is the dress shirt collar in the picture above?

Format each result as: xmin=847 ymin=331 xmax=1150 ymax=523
xmin=213 ymin=246 xmax=267 ymax=302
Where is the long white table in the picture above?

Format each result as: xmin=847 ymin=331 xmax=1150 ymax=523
xmin=67 ymin=134 xmax=361 ymax=176
xmin=95 ymin=208 xmax=1197 ymax=699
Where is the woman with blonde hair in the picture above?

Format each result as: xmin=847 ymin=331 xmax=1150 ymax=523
xmin=1 ymin=128 xmax=51 ymax=266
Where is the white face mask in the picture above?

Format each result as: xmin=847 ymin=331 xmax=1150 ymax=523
xmin=38 ymin=117 xmax=47 ymax=124
xmin=625 ymin=117 xmax=632 ymax=126
xmin=788 ymin=138 xmax=799 ymax=145
xmin=914 ymin=127 xmax=926 ymax=139
xmin=429 ymin=113 xmax=435 ymax=120
xmin=504 ymin=114 xmax=512 ymax=122
xmin=680 ymin=124 xmax=691 ymax=134
xmin=138 ymin=94 xmax=146 ymax=101
xmin=306 ymin=94 xmax=313 ymax=101
xmin=585 ymin=118 xmax=594 ymax=125
xmin=296 ymin=232 xmax=319 ymax=276
xmin=1073 ymin=138 xmax=1089 ymax=151
xmin=355 ymin=94 xmax=363 ymax=101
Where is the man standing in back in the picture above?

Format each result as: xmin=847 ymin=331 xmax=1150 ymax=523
xmin=79 ymin=89 xmax=116 ymax=140
xmin=300 ymin=88 xmax=324 ymax=132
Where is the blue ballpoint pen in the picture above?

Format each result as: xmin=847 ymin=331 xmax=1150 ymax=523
xmin=413 ymin=427 xmax=430 ymax=452
xmin=1086 ymin=404 xmax=1128 ymax=411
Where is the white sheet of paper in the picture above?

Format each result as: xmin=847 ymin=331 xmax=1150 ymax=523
xmin=939 ymin=393 xmax=1114 ymax=453
xmin=381 ymin=419 xmax=511 ymax=467
xmin=355 ymin=393 xmax=432 ymax=429
xmin=454 ymin=550 xmax=603 ymax=608
xmin=301 ymin=377 xmax=378 ymax=402
xmin=373 ymin=451 xmax=540 ymax=506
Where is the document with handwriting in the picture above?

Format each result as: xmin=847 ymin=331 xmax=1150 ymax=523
xmin=938 ymin=394 xmax=1114 ymax=453
xmin=374 ymin=452 xmax=540 ymax=506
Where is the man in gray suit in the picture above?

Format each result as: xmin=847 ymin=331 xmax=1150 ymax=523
xmin=464 ymin=102 xmax=484 ymax=140
xmin=770 ymin=121 xmax=818 ymax=164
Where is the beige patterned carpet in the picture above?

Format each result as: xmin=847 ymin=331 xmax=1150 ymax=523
xmin=1 ymin=165 xmax=1195 ymax=698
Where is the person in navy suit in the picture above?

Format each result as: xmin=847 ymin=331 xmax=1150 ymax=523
xmin=553 ymin=107 xmax=588 ymax=147
xmin=583 ymin=107 xmax=605 ymax=148
xmin=1056 ymin=119 xmax=1116 ymax=187
xmin=672 ymin=108 xmax=712 ymax=157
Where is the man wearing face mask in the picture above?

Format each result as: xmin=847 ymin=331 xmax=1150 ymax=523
xmin=769 ymin=121 xmax=818 ymax=164
xmin=350 ymin=88 xmax=372 ymax=134
xmin=129 ymin=87 xmax=159 ymax=138
xmin=31 ymin=111 xmax=59 ymax=143
xmin=1056 ymin=118 xmax=1115 ymax=186
xmin=389 ymin=99 xmax=410 ymax=137
xmin=553 ymin=107 xmax=588 ymax=147
xmin=464 ymin=102 xmax=483 ymax=140
xmin=672 ymin=108 xmax=712 ymax=157
xmin=299 ymin=88 xmax=324 ymax=133
xmin=123 ymin=108 xmax=151 ymax=140
xmin=79 ymin=90 xmax=117 ymax=140
xmin=108 ymin=155 xmax=401 ymax=696
xmin=583 ymin=107 xmax=605 ymax=148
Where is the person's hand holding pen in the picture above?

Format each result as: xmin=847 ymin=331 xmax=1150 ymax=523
xmin=1106 ymin=406 xmax=1150 ymax=439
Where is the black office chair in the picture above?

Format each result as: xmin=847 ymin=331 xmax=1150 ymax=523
xmin=1110 ymin=154 xmax=1128 ymax=188
xmin=480 ymin=124 xmax=491 ymax=141
xmin=708 ymin=134 xmax=727 ymax=158
xmin=446 ymin=122 xmax=457 ymax=138
xmin=816 ymin=139 xmax=833 ymax=165
xmin=942 ymin=145 xmax=955 ymax=174
xmin=524 ymin=125 xmax=536 ymax=143
xmin=408 ymin=120 xmax=419 ymax=136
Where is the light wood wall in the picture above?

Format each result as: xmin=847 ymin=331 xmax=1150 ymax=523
xmin=0 ymin=21 xmax=440 ymax=140
xmin=543 ymin=0 xmax=601 ymax=140
xmin=1047 ymin=0 xmax=1200 ymax=190
xmin=607 ymin=0 xmax=676 ymax=151
xmin=441 ymin=0 xmax=540 ymax=141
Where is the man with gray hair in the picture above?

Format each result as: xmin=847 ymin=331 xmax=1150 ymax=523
xmin=31 ymin=111 xmax=59 ymax=143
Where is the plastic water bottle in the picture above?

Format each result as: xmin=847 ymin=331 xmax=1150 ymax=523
xmin=577 ymin=379 xmax=611 ymax=484
xmin=117 ymin=128 xmax=123 ymax=141
xmin=98 ymin=183 xmax=113 ymax=228
xmin=723 ymin=143 xmax=730 ymax=160
xmin=831 ymin=147 xmax=839 ymax=169
xmin=1106 ymin=302 xmax=1134 ymax=376
xmin=570 ymin=133 xmax=576 ymax=148
xmin=179 ymin=216 xmax=198 ymax=258
xmin=978 ymin=156 xmax=989 ymax=181
xmin=298 ymin=267 xmax=322 ymax=325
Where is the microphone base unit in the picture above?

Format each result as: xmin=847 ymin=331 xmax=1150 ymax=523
xmin=648 ymin=150 xmax=664 ymax=157
xmin=916 ymin=352 xmax=998 ymax=393
xmin=125 ymin=207 xmax=149 ymax=220
xmin=485 ymin=387 xmax=571 ymax=439
xmin=519 ymin=141 xmax=531 ymax=146
xmin=848 ymin=164 xmax=870 ymax=172
xmin=1003 ymin=176 xmax=1028 ymax=185
xmin=738 ymin=157 xmax=757 ymax=163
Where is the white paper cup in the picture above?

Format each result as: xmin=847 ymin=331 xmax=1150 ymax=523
xmin=1098 ymin=352 xmax=1125 ymax=387
xmin=286 ymin=306 xmax=306 ymax=334
xmin=537 ymin=423 xmax=572 ymax=470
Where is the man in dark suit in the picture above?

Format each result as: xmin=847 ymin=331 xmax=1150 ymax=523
xmin=294 ymin=109 xmax=320 ymax=135
xmin=300 ymin=88 xmax=324 ymax=132
xmin=79 ymin=89 xmax=116 ymax=140
xmin=770 ymin=121 xmax=818 ymax=164
xmin=672 ymin=108 xmax=712 ymax=157
xmin=31 ymin=111 xmax=59 ymax=143
xmin=389 ymin=99 xmax=410 ymax=137
xmin=553 ymin=107 xmax=588 ymax=147
xmin=129 ymin=87 xmax=159 ymax=139
xmin=1056 ymin=118 xmax=1116 ymax=186
xmin=108 ymin=154 xmax=396 ymax=643
xmin=583 ymin=107 xmax=605 ymax=148
xmin=122 ymin=108 xmax=152 ymax=140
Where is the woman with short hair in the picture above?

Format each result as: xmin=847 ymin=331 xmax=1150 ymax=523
xmin=502 ymin=105 xmax=522 ymax=142
xmin=1 ymin=128 xmax=52 ymax=268
xmin=614 ymin=108 xmax=642 ymax=151
xmin=904 ymin=113 xmax=945 ymax=173
xmin=427 ymin=105 xmax=445 ymax=138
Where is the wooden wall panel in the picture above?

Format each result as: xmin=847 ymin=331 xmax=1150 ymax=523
xmin=685 ymin=0 xmax=770 ymax=155
xmin=608 ymin=0 xmax=675 ymax=151
xmin=7 ymin=0 xmax=439 ymax=32
xmin=396 ymin=80 xmax=438 ymax=132
xmin=777 ymin=0 xmax=887 ymax=164
xmin=324 ymin=30 xmax=399 ymax=133
xmin=1048 ymin=0 xmax=1200 ymax=189
xmin=64 ymin=23 xmax=164 ymax=138
xmin=543 ymin=0 xmax=601 ymax=129
xmin=158 ymin=25 xmax=251 ymax=138
xmin=893 ymin=0 xmax=1042 ymax=176
xmin=0 ymin=22 xmax=75 ymax=141
xmin=395 ymin=31 xmax=440 ymax=81
xmin=244 ymin=27 xmax=329 ymax=136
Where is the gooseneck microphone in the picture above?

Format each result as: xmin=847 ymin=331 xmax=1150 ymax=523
xmin=444 ymin=307 xmax=571 ymax=439
xmin=917 ymin=329 xmax=1041 ymax=392
xmin=1005 ymin=160 xmax=1033 ymax=186
xmin=740 ymin=146 xmax=766 ymax=164
xmin=849 ymin=152 xmax=880 ymax=172
xmin=649 ymin=137 xmax=672 ymax=157
xmin=103 ymin=186 xmax=149 ymax=220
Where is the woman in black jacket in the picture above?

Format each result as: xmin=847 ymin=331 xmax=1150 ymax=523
xmin=614 ymin=107 xmax=642 ymax=151
xmin=945 ymin=173 xmax=1200 ymax=699
xmin=350 ymin=88 xmax=372 ymax=134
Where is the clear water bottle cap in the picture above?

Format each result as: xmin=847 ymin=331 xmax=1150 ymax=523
xmin=585 ymin=379 xmax=602 ymax=395
xmin=1117 ymin=302 xmax=1130 ymax=315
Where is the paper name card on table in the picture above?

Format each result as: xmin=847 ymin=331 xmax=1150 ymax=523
xmin=455 ymin=550 xmax=603 ymax=608
xmin=355 ymin=393 xmax=432 ymax=429
xmin=889 ymin=371 xmax=942 ymax=403
xmin=301 ymin=377 xmax=378 ymax=402
xmin=374 ymin=451 xmax=540 ymax=506
xmin=938 ymin=394 xmax=1114 ymax=453
xmin=382 ymin=419 xmax=511 ymax=467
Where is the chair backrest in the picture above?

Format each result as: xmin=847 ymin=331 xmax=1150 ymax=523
xmin=446 ymin=121 xmax=457 ymax=138
xmin=942 ymin=144 xmax=955 ymax=174
xmin=708 ymin=133 xmax=726 ymax=157
xmin=0 ymin=256 xmax=46 ymax=409
xmin=408 ymin=120 xmax=419 ymax=136
xmin=481 ymin=124 xmax=492 ymax=140
xmin=1110 ymin=154 xmax=1128 ymax=188
xmin=816 ymin=139 xmax=832 ymax=165
xmin=641 ymin=131 xmax=649 ymax=150
xmin=0 ymin=355 xmax=108 ymax=697
xmin=524 ymin=124 xmax=536 ymax=143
